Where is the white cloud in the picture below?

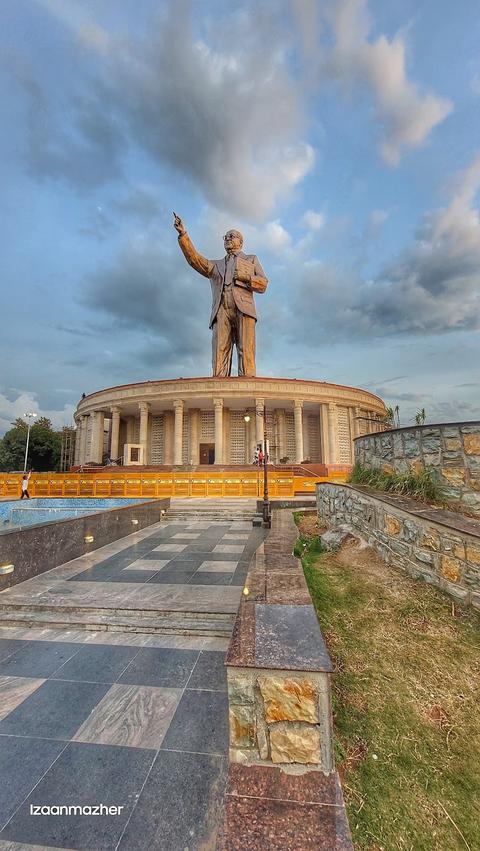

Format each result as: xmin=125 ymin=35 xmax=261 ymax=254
xmin=301 ymin=209 xmax=326 ymax=230
xmin=471 ymin=74 xmax=480 ymax=96
xmin=31 ymin=1 xmax=314 ymax=219
xmin=0 ymin=392 xmax=76 ymax=437
xmin=287 ymin=152 xmax=480 ymax=338
xmin=323 ymin=0 xmax=453 ymax=165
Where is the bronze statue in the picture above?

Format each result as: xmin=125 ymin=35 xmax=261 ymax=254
xmin=173 ymin=213 xmax=268 ymax=377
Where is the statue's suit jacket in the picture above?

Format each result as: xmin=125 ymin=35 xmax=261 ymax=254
xmin=178 ymin=232 xmax=268 ymax=328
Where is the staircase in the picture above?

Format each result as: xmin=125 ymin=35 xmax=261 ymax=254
xmin=0 ymin=602 xmax=235 ymax=638
xmin=164 ymin=498 xmax=258 ymax=523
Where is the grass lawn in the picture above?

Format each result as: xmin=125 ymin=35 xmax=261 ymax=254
xmin=294 ymin=512 xmax=480 ymax=851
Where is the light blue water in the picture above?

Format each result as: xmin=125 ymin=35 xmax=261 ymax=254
xmin=0 ymin=498 xmax=151 ymax=530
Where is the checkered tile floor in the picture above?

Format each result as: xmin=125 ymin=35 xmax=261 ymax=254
xmin=0 ymin=519 xmax=266 ymax=850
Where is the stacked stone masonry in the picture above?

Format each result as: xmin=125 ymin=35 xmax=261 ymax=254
xmin=316 ymin=483 xmax=480 ymax=609
xmin=354 ymin=421 xmax=480 ymax=516
xmin=226 ymin=510 xmax=335 ymax=772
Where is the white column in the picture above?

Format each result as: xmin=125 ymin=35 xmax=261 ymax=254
xmin=80 ymin=415 xmax=89 ymax=464
xmin=139 ymin=402 xmax=150 ymax=465
xmin=173 ymin=400 xmax=184 ymax=465
xmin=328 ymin=403 xmax=339 ymax=464
xmin=294 ymin=400 xmax=304 ymax=463
xmin=90 ymin=411 xmax=104 ymax=464
xmin=110 ymin=406 xmax=121 ymax=461
xmin=319 ymin=405 xmax=329 ymax=465
xmin=189 ymin=409 xmax=200 ymax=465
xmin=214 ymin=398 xmax=223 ymax=465
xmin=73 ymin=419 xmax=81 ymax=465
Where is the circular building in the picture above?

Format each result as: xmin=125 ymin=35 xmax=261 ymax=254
xmin=74 ymin=377 xmax=386 ymax=468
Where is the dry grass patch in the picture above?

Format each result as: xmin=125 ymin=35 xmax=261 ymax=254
xmin=294 ymin=512 xmax=480 ymax=851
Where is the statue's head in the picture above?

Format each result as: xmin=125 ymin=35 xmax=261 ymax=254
xmin=224 ymin=229 xmax=243 ymax=253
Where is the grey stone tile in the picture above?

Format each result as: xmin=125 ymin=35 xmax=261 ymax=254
xmin=74 ymin=684 xmax=181 ymax=749
xmin=0 ymin=641 xmax=30 ymax=664
xmin=0 ymin=641 xmax=80 ymax=679
xmin=0 ymin=677 xmax=45 ymax=722
xmin=0 ymin=736 xmax=65 ymax=829
xmin=1 ymin=742 xmax=153 ymax=850
xmin=118 ymin=750 xmax=226 ymax=851
xmin=0 ymin=679 xmax=110 ymax=740
xmin=188 ymin=652 xmax=227 ymax=692
xmin=147 ymin=568 xmax=197 ymax=584
xmin=118 ymin=648 xmax=199 ymax=688
xmin=51 ymin=644 xmax=140 ymax=684
xmin=161 ymin=689 xmax=229 ymax=755
xmin=177 ymin=542 xmax=217 ymax=554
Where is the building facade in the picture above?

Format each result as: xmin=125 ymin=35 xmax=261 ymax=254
xmin=73 ymin=377 xmax=386 ymax=467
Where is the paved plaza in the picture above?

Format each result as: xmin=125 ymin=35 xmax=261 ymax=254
xmin=0 ymin=517 xmax=266 ymax=850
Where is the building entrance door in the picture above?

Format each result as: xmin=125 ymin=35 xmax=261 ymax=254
xmin=199 ymin=443 xmax=215 ymax=464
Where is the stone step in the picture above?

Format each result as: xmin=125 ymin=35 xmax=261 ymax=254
xmin=0 ymin=602 xmax=235 ymax=622
xmin=0 ymin=610 xmax=233 ymax=637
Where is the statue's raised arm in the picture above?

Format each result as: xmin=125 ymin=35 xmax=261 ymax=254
xmin=173 ymin=215 xmax=268 ymax=377
xmin=173 ymin=212 xmax=212 ymax=278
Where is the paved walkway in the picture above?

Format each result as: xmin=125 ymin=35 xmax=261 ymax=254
xmin=0 ymin=517 xmax=265 ymax=850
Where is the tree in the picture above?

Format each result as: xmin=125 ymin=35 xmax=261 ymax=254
xmin=0 ymin=420 xmax=61 ymax=471
xmin=414 ymin=408 xmax=426 ymax=426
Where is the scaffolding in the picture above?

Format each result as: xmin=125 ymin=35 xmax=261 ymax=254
xmin=60 ymin=426 xmax=76 ymax=471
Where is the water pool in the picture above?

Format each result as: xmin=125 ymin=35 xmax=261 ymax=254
xmin=0 ymin=498 xmax=152 ymax=530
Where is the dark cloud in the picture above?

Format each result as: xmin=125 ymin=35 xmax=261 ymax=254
xmin=10 ymin=2 xmax=313 ymax=216
xmin=6 ymin=52 xmax=125 ymax=190
xmin=288 ymin=154 xmax=480 ymax=341
xmin=112 ymin=187 xmax=163 ymax=224
xmin=82 ymin=235 xmax=211 ymax=367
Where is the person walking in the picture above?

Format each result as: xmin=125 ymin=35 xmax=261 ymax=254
xmin=20 ymin=471 xmax=32 ymax=499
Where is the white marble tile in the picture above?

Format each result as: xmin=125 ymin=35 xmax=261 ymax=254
xmin=171 ymin=532 xmax=201 ymax=539
xmin=213 ymin=544 xmax=245 ymax=554
xmin=74 ymin=684 xmax=181 ymax=749
xmin=152 ymin=543 xmax=188 ymax=553
xmin=122 ymin=559 xmax=170 ymax=571
xmin=197 ymin=560 xmax=237 ymax=573
xmin=222 ymin=533 xmax=249 ymax=540
xmin=0 ymin=676 xmax=46 ymax=720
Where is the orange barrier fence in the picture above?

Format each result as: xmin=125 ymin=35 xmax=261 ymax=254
xmin=0 ymin=471 xmax=348 ymax=500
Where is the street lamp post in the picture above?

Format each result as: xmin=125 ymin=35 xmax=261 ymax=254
xmin=244 ymin=408 xmax=271 ymax=528
xmin=23 ymin=412 xmax=37 ymax=472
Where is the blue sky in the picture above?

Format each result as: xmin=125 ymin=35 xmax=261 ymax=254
xmin=1 ymin=0 xmax=479 ymax=434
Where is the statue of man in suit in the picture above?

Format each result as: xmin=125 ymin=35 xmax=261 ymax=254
xmin=173 ymin=213 xmax=268 ymax=377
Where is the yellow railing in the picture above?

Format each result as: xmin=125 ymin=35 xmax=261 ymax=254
xmin=0 ymin=470 xmax=347 ymax=500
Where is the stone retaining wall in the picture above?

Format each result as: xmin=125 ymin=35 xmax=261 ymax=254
xmin=226 ymin=509 xmax=335 ymax=772
xmin=316 ymin=483 xmax=480 ymax=609
xmin=221 ymin=509 xmax=353 ymax=850
xmin=354 ymin=421 xmax=480 ymax=516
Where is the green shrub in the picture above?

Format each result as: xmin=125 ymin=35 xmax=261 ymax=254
xmin=349 ymin=463 xmax=441 ymax=503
